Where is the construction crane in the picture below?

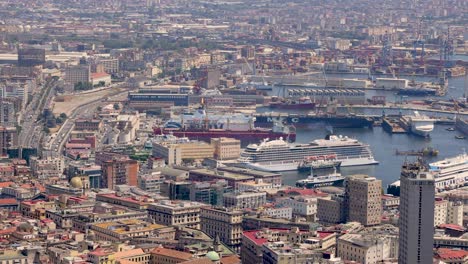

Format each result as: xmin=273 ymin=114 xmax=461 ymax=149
xmin=412 ymin=17 xmax=425 ymax=65
xmin=440 ymin=26 xmax=454 ymax=68
xmin=380 ymin=31 xmax=393 ymax=66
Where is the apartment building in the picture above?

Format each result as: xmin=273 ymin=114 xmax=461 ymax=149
xmin=223 ymin=191 xmax=266 ymax=209
xmin=101 ymin=157 xmax=138 ymax=190
xmin=210 ymin=137 xmax=241 ymax=160
xmin=200 ymin=207 xmax=243 ymax=252
xmin=345 ymin=175 xmax=382 ymax=226
xmin=147 ymin=200 xmax=203 ymax=229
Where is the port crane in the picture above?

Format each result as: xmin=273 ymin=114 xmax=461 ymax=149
xmin=412 ymin=17 xmax=426 ymax=65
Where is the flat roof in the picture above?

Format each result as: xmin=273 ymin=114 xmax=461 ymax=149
xmin=190 ymin=169 xmax=253 ymax=181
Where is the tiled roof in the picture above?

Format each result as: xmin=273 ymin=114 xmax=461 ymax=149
xmin=221 ymin=255 xmax=241 ymax=264
xmin=436 ymin=248 xmax=468 ymax=260
xmin=91 ymin=72 xmax=110 ymax=79
xmin=113 ymin=248 xmax=145 ymax=259
xmin=438 ymin=223 xmax=465 ymax=232
xmin=150 ymin=247 xmax=192 ymax=260
xmin=0 ymin=182 xmax=14 ymax=188
xmin=179 ymin=258 xmax=213 ymax=264
xmin=0 ymin=198 xmax=18 ymax=205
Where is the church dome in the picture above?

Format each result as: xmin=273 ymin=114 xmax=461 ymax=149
xmin=205 ymin=251 xmax=220 ymax=261
xmin=70 ymin=177 xmax=83 ymax=189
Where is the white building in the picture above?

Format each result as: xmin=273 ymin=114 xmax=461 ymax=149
xmin=223 ymin=191 xmax=267 ymax=209
xmin=263 ymin=206 xmax=293 ymax=220
xmin=277 ymin=196 xmax=318 ymax=221
xmin=237 ymin=179 xmax=273 ymax=192
xmin=434 ymin=199 xmax=448 ymax=227
xmin=398 ymin=162 xmax=435 ymax=264
xmin=446 ymin=201 xmax=464 ymax=226
xmin=111 ymin=113 xmax=140 ymax=144
xmin=29 ymin=156 xmax=65 ymax=179
xmin=337 ymin=229 xmax=399 ymax=264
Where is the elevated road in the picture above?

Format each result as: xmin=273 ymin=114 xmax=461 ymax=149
xmin=18 ymin=79 xmax=57 ymax=148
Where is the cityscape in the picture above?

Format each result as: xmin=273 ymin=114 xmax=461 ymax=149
xmin=0 ymin=0 xmax=467 ymax=263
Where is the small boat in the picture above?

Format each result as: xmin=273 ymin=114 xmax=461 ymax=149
xmin=455 ymin=135 xmax=466 ymax=139
xmin=297 ymin=155 xmax=342 ymax=172
xmin=446 ymin=127 xmax=455 ymax=131
xmin=296 ymin=168 xmax=345 ymax=188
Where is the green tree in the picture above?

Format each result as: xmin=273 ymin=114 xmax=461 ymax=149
xmin=113 ymin=103 xmax=120 ymax=110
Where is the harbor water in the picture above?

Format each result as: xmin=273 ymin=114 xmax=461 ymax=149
xmin=280 ymin=125 xmax=467 ymax=190
xmin=262 ymin=73 xmax=468 ymax=190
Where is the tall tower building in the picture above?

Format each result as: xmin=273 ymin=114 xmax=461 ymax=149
xmin=398 ymin=161 xmax=435 ymax=264
xmin=345 ymin=174 xmax=382 ymax=226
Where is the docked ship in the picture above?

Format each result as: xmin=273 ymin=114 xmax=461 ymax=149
xmin=268 ymin=97 xmax=316 ymax=110
xmin=455 ymin=116 xmax=468 ymax=135
xmin=254 ymin=113 xmax=375 ymax=128
xmin=377 ymin=75 xmax=447 ymax=96
xmin=238 ymin=135 xmax=378 ymax=172
xmin=297 ymin=154 xmax=342 ymax=172
xmin=153 ymin=108 xmax=296 ymax=142
xmin=387 ymin=154 xmax=468 ymax=195
xmin=296 ymin=171 xmax=345 ymax=188
xmin=399 ymin=111 xmax=435 ymax=137
xmin=429 ymin=153 xmax=468 ymax=192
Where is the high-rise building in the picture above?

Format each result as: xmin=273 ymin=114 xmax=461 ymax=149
xmin=18 ymin=48 xmax=45 ymax=67
xmin=398 ymin=161 xmax=435 ymax=264
xmin=64 ymin=65 xmax=91 ymax=85
xmin=101 ymin=157 xmax=138 ymax=190
xmin=345 ymin=174 xmax=382 ymax=226
xmin=200 ymin=207 xmax=243 ymax=252
xmin=0 ymin=126 xmax=18 ymax=155
xmin=0 ymin=100 xmax=16 ymax=126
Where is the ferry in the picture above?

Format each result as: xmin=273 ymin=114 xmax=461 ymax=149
xmin=296 ymin=170 xmax=345 ymax=188
xmin=429 ymin=153 xmax=468 ymax=192
xmin=297 ymin=154 xmax=342 ymax=172
xmin=389 ymin=153 xmax=468 ymax=194
xmin=238 ymin=135 xmax=378 ymax=172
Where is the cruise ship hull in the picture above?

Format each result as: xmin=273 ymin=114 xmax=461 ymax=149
xmin=242 ymin=157 xmax=378 ymax=172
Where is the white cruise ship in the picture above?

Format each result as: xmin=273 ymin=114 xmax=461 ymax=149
xmin=429 ymin=153 xmax=468 ymax=191
xmin=238 ymin=135 xmax=378 ymax=172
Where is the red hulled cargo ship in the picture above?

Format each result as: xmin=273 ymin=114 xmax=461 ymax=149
xmin=153 ymin=127 xmax=296 ymax=142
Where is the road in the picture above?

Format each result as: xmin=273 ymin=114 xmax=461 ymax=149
xmin=18 ymin=79 xmax=57 ymax=148
xmin=42 ymin=88 xmax=130 ymax=158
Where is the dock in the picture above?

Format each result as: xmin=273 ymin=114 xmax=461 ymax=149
xmin=382 ymin=117 xmax=407 ymax=134
xmin=395 ymin=148 xmax=439 ymax=157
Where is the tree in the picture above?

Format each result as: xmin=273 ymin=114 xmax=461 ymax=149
xmin=59 ymin=113 xmax=67 ymax=119
xmin=74 ymin=81 xmax=93 ymax=91
xmin=113 ymin=103 xmax=120 ymax=110
xmin=97 ymin=106 xmax=102 ymax=112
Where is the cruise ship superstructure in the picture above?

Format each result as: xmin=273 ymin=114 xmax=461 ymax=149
xmin=238 ymin=135 xmax=378 ymax=172
xmin=429 ymin=153 xmax=468 ymax=191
